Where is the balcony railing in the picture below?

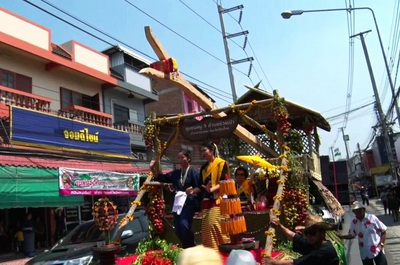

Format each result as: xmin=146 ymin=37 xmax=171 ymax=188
xmin=59 ymin=105 xmax=112 ymax=127
xmin=114 ymin=120 xmax=144 ymax=134
xmin=0 ymin=85 xmax=52 ymax=112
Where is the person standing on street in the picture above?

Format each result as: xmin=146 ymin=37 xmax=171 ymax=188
xmin=337 ymin=201 xmax=387 ymax=265
xmin=360 ymin=186 xmax=370 ymax=206
xmin=379 ymin=188 xmax=389 ymax=215
xmin=22 ymin=212 xmax=36 ymax=257
xmin=388 ymin=188 xmax=400 ymax=222
xmin=150 ymin=149 xmax=201 ymax=248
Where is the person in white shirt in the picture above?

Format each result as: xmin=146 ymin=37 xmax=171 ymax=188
xmin=337 ymin=201 xmax=387 ymax=265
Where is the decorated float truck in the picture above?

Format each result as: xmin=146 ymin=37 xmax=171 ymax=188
xmin=97 ymin=26 xmax=346 ymax=264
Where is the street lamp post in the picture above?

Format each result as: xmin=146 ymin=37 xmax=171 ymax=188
xmin=281 ymin=7 xmax=399 ymax=183
xmin=282 ymin=7 xmax=400 ymax=128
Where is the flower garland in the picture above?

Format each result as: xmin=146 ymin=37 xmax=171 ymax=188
xmin=133 ymin=238 xmax=181 ymax=265
xmin=143 ymin=184 xmax=166 ymax=236
xmin=92 ymin=197 xmax=118 ymax=245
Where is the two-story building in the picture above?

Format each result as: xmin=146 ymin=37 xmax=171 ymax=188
xmin=0 ymin=7 xmax=157 ymax=248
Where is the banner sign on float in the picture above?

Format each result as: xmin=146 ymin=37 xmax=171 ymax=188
xmin=181 ymin=113 xmax=239 ymax=141
xmin=59 ymin=167 xmax=141 ymax=196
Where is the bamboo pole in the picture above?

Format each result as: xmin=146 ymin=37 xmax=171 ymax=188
xmin=111 ymin=113 xmax=165 ymax=242
xmin=139 ymin=26 xmax=278 ymax=157
xmin=151 ymin=98 xmax=273 ymax=123
xmin=264 ymin=155 xmax=288 ymax=257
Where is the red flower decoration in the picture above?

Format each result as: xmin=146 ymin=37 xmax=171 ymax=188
xmin=364 ymin=221 xmax=371 ymax=228
xmin=352 ymin=219 xmax=357 ymax=224
xmin=370 ymin=245 xmax=377 ymax=254
xmin=358 ymin=232 xmax=364 ymax=238
xmin=359 ymin=242 xmax=364 ymax=247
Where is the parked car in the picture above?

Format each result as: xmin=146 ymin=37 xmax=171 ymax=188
xmin=313 ymin=205 xmax=343 ymax=230
xmin=27 ymin=210 xmax=149 ymax=265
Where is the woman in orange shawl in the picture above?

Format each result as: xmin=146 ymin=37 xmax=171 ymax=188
xmin=199 ymin=142 xmax=230 ymax=250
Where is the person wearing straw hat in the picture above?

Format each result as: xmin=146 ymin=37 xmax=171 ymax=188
xmin=262 ymin=217 xmax=339 ymax=265
xmin=226 ymin=249 xmax=257 ymax=265
xmin=337 ymin=201 xmax=387 ymax=265
xmin=177 ymin=245 xmax=223 ymax=265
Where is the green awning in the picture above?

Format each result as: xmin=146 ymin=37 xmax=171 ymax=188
xmin=0 ymin=166 xmax=83 ymax=209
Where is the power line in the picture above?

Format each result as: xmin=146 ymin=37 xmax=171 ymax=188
xmin=326 ymin=101 xmax=375 ymax=121
xmin=224 ymin=5 xmax=273 ymax=91
xmin=185 ymin=0 xmax=272 ymax=91
xmin=26 ymin=0 xmax=232 ymax=103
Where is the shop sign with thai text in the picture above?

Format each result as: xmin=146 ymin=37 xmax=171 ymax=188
xmin=11 ymin=106 xmax=131 ymax=156
xmin=59 ymin=167 xmax=141 ymax=196
xmin=181 ymin=114 xmax=239 ymax=141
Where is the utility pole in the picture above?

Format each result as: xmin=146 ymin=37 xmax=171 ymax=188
xmin=330 ymin=147 xmax=339 ymax=199
xmin=357 ymin=142 xmax=366 ymax=185
xmin=351 ymin=30 xmax=396 ymax=180
xmin=340 ymin=127 xmax=351 ymax=175
xmin=217 ymin=4 xmax=253 ymax=102
xmin=340 ymin=127 xmax=352 ymax=205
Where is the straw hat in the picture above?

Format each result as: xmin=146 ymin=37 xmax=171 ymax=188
xmin=303 ymin=214 xmax=335 ymax=234
xmin=226 ymin=250 xmax=257 ymax=265
xmin=55 ymin=207 xmax=63 ymax=213
xmin=305 ymin=214 xmax=324 ymax=227
xmin=304 ymin=222 xmax=336 ymax=233
xmin=177 ymin=245 xmax=222 ymax=265
xmin=351 ymin=201 xmax=366 ymax=211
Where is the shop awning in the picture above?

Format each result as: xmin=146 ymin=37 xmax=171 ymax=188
xmin=370 ymin=165 xmax=390 ymax=175
xmin=0 ymin=154 xmax=147 ymax=173
xmin=310 ymin=178 xmax=345 ymax=217
xmin=0 ymin=166 xmax=83 ymax=209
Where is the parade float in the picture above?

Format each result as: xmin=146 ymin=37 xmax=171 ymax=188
xmin=91 ymin=26 xmax=346 ymax=265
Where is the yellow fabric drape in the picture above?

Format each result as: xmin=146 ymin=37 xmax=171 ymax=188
xmin=238 ymin=179 xmax=252 ymax=197
xmin=201 ymin=157 xmax=228 ymax=203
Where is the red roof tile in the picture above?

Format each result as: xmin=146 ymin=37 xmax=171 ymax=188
xmin=0 ymin=155 xmax=149 ymax=173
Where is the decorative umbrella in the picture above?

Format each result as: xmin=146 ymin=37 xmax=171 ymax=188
xmin=236 ymin=155 xmax=276 ymax=170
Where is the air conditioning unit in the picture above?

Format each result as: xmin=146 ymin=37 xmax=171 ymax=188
xmin=133 ymin=152 xmax=147 ymax=161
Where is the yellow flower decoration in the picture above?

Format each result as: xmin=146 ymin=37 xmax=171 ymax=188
xmin=283 ymin=144 xmax=291 ymax=151
xmin=276 ymin=179 xmax=285 ymax=185
xmin=273 ymin=194 xmax=282 ymax=201
xmin=129 ymin=215 xmax=135 ymax=221
xmin=272 ymin=208 xmax=281 ymax=216
xmin=264 ymin=230 xmax=275 ymax=236
xmin=131 ymin=200 xmax=141 ymax=206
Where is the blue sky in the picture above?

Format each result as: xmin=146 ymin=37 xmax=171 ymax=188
xmin=1 ymin=0 xmax=397 ymax=158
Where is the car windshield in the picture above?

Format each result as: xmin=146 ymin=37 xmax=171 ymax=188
xmin=61 ymin=221 xmax=104 ymax=245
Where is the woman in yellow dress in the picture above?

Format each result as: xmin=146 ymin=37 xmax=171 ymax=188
xmin=199 ymin=141 xmax=230 ymax=250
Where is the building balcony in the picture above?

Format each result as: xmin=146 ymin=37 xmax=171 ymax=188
xmin=59 ymin=105 xmax=112 ymax=127
xmin=114 ymin=120 xmax=144 ymax=135
xmin=0 ymin=85 xmax=52 ymax=116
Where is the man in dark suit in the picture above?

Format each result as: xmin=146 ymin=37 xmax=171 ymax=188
xmin=150 ymin=149 xmax=201 ymax=248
